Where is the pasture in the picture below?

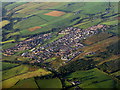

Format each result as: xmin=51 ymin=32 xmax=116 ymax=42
xmin=0 ymin=20 xmax=10 ymax=28
xmin=82 ymin=32 xmax=113 ymax=45
xmin=2 ymin=65 xmax=29 ymax=80
xmin=65 ymin=68 xmax=119 ymax=88
xmin=2 ymin=68 xmax=51 ymax=88
xmin=2 ymin=62 xmax=19 ymax=71
xmin=36 ymin=78 xmax=62 ymax=88
xmin=12 ymin=78 xmax=38 ymax=88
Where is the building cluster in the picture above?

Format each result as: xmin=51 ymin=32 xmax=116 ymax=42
xmin=3 ymin=24 xmax=109 ymax=63
xmin=3 ymin=33 xmax=52 ymax=56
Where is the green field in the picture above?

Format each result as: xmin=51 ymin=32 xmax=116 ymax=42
xmin=2 ymin=62 xmax=19 ymax=71
xmin=2 ymin=68 xmax=51 ymax=88
xmin=12 ymin=78 xmax=38 ymax=88
xmin=36 ymin=78 xmax=62 ymax=88
xmin=65 ymin=68 xmax=119 ymax=88
xmin=2 ymin=2 xmax=120 ymax=89
xmin=2 ymin=65 xmax=29 ymax=80
xmin=2 ymin=2 xmax=119 ymax=42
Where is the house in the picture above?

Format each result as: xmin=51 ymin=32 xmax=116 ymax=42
xmin=61 ymin=56 xmax=68 ymax=60
xmin=71 ymin=81 xmax=81 ymax=85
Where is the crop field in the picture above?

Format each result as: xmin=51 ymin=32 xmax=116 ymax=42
xmin=44 ymin=11 xmax=66 ymax=17
xmin=13 ymin=16 xmax=46 ymax=30
xmin=2 ymin=62 xmax=19 ymax=71
xmin=82 ymin=32 xmax=113 ymax=45
xmin=65 ymin=68 xmax=119 ymax=88
xmin=111 ymin=71 xmax=120 ymax=78
xmin=6 ymin=32 xmax=20 ymax=39
xmin=11 ymin=2 xmax=64 ymax=18
xmin=2 ymin=68 xmax=51 ymax=88
xmin=2 ymin=65 xmax=29 ymax=80
xmin=0 ymin=20 xmax=10 ymax=28
xmin=5 ymin=2 xmax=27 ymax=11
xmin=73 ymin=36 xmax=119 ymax=61
xmin=2 ymin=2 xmax=120 ymax=89
xmin=2 ymin=43 xmax=17 ymax=50
xmin=36 ymin=78 xmax=62 ymax=88
xmin=97 ymin=55 xmax=120 ymax=65
xmin=1 ymin=40 xmax=15 ymax=44
xmin=28 ymin=26 xmax=42 ymax=31
xmin=101 ymin=20 xmax=118 ymax=25
xmin=12 ymin=78 xmax=38 ymax=88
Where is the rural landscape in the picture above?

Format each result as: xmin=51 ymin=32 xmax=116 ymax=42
xmin=1 ymin=1 xmax=120 ymax=89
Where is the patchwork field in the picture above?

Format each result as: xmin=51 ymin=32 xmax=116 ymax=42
xmin=82 ymin=32 xmax=113 ymax=45
xmin=2 ymin=65 xmax=29 ymax=80
xmin=72 ymin=36 xmax=119 ymax=61
xmin=2 ymin=2 xmax=120 ymax=89
xmin=12 ymin=78 xmax=38 ymax=88
xmin=2 ymin=68 xmax=51 ymax=88
xmin=2 ymin=62 xmax=19 ymax=71
xmin=36 ymin=78 xmax=62 ymax=88
xmin=44 ymin=11 xmax=66 ymax=17
xmin=0 ymin=20 xmax=10 ymax=28
xmin=65 ymin=68 xmax=119 ymax=88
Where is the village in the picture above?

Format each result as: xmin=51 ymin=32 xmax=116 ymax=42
xmin=3 ymin=24 xmax=109 ymax=63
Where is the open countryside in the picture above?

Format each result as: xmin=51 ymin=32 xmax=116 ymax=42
xmin=1 ymin=2 xmax=120 ymax=89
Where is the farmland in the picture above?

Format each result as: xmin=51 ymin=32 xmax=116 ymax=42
xmin=44 ymin=11 xmax=66 ymax=17
xmin=2 ymin=67 xmax=51 ymax=88
xmin=2 ymin=62 xmax=19 ymax=71
xmin=1 ymin=2 xmax=120 ymax=89
xmin=36 ymin=78 xmax=62 ymax=88
xmin=64 ymin=68 xmax=120 ymax=88
xmin=0 ymin=20 xmax=10 ymax=28
xmin=28 ymin=26 xmax=42 ymax=31
xmin=12 ymin=78 xmax=38 ymax=88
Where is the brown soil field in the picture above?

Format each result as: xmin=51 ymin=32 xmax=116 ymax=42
xmin=44 ymin=11 xmax=66 ymax=17
xmin=97 ymin=54 xmax=120 ymax=65
xmin=83 ymin=32 xmax=113 ymax=45
xmin=28 ymin=26 xmax=42 ymax=31
xmin=72 ymin=36 xmax=119 ymax=61
xmin=115 ymin=16 xmax=120 ymax=20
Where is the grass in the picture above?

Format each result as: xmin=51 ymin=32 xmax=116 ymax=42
xmin=2 ymin=42 xmax=17 ymax=50
xmin=43 ymin=34 xmax=65 ymax=46
xmin=97 ymin=55 xmax=120 ymax=65
xmin=5 ymin=2 xmax=27 ymax=11
xmin=65 ymin=68 xmax=119 ymax=88
xmin=74 ymin=18 xmax=102 ymax=29
xmin=1 ymin=39 xmax=15 ymax=44
xmin=73 ymin=36 xmax=119 ymax=61
xmin=12 ymin=78 xmax=38 ymax=88
xmin=36 ymin=78 xmax=62 ymax=88
xmin=2 ymin=68 xmax=51 ymax=88
xmin=111 ymin=71 xmax=120 ymax=77
xmin=2 ymin=76 xmax=19 ymax=88
xmin=82 ymin=32 xmax=113 ymax=45
xmin=13 ymin=15 xmax=47 ymax=30
xmin=101 ymin=20 xmax=118 ymax=25
xmin=6 ymin=32 xmax=20 ymax=39
xmin=64 ymin=80 xmax=72 ymax=86
xmin=45 ymin=57 xmax=57 ymax=63
xmin=12 ymin=2 xmax=62 ymax=18
xmin=2 ymin=62 xmax=19 ymax=71
xmin=0 ymin=20 xmax=10 ymax=28
xmin=2 ymin=65 xmax=29 ymax=80
xmin=0 ymin=71 xmax=2 ymax=81
xmin=19 ymin=37 xmax=27 ymax=41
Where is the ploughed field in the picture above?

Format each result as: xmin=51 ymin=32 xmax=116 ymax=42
xmin=1 ymin=2 xmax=120 ymax=89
